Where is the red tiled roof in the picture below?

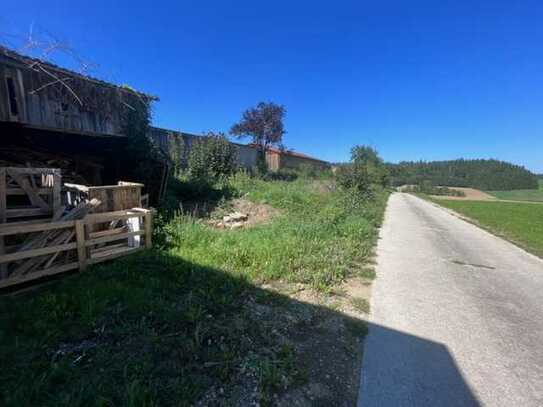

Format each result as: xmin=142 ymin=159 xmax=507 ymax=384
xmin=250 ymin=144 xmax=328 ymax=164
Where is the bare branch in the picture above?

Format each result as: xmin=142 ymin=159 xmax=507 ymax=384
xmin=35 ymin=64 xmax=83 ymax=106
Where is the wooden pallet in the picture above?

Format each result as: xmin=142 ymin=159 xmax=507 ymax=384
xmin=0 ymin=208 xmax=152 ymax=289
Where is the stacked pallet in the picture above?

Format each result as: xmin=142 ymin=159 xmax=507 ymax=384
xmin=0 ymin=167 xmax=152 ymax=288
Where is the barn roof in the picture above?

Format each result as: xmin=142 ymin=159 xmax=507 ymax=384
xmin=0 ymin=45 xmax=158 ymax=101
xmin=263 ymin=146 xmax=329 ymax=164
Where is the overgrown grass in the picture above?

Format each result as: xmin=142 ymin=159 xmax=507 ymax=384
xmin=487 ymin=180 xmax=543 ymax=202
xmin=163 ymin=173 xmax=388 ymax=290
xmin=430 ymin=199 xmax=543 ymax=258
xmin=0 ymin=254 xmax=296 ymax=406
xmin=0 ymin=174 xmax=389 ymax=406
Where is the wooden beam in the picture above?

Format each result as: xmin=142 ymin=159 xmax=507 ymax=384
xmin=88 ymin=246 xmax=143 ymax=265
xmin=6 ymin=187 xmax=52 ymax=196
xmin=6 ymin=207 xmax=52 ymax=218
xmin=3 ymin=167 xmax=59 ymax=175
xmin=0 ymin=168 xmax=7 ymax=222
xmin=84 ymin=210 xmax=145 ymax=224
xmin=75 ymin=220 xmax=87 ymax=271
xmin=0 ymin=242 xmax=77 ymax=264
xmin=88 ymin=226 xmax=127 ymax=239
xmin=0 ymin=220 xmax=75 ymax=236
xmin=0 ymin=261 xmax=79 ymax=289
xmin=85 ymin=230 xmax=144 ymax=247
xmin=144 ymin=212 xmax=152 ymax=249
xmin=6 ymin=168 xmax=50 ymax=211
xmin=0 ymin=168 xmax=6 ymax=278
xmin=52 ymin=170 xmax=61 ymax=215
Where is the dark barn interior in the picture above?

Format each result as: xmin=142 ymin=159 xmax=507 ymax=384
xmin=0 ymin=46 xmax=167 ymax=204
xmin=1 ymin=122 xmax=127 ymax=186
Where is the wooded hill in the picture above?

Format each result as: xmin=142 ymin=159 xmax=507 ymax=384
xmin=388 ymin=159 xmax=538 ymax=190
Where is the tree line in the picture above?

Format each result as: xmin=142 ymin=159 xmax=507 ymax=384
xmin=388 ymin=159 xmax=538 ymax=191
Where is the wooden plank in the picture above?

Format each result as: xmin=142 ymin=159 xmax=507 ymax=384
xmin=0 ymin=218 xmax=54 ymax=227
xmin=88 ymin=226 xmax=127 ymax=239
xmin=0 ymin=168 xmax=7 ymax=222
xmin=86 ymin=184 xmax=143 ymax=190
xmin=64 ymin=183 xmax=89 ymax=193
xmin=90 ymin=245 xmax=130 ymax=259
xmin=0 ymin=242 xmax=77 ymax=264
xmin=22 ymin=122 xmax=125 ymax=138
xmin=0 ymin=262 xmax=79 ymax=289
xmin=90 ymin=242 xmax=126 ymax=255
xmin=88 ymin=246 xmax=143 ymax=265
xmin=0 ymin=168 xmax=6 ymax=278
xmin=6 ymin=207 xmax=52 ymax=218
xmin=130 ymin=208 xmax=152 ymax=214
xmin=85 ymin=230 xmax=144 ymax=247
xmin=6 ymin=168 xmax=50 ymax=211
xmin=6 ymin=187 xmax=51 ymax=195
xmin=84 ymin=210 xmax=145 ymax=224
xmin=52 ymin=171 xmax=61 ymax=215
xmin=144 ymin=212 xmax=152 ymax=249
xmin=0 ymin=219 xmax=75 ymax=236
xmin=117 ymin=181 xmax=144 ymax=187
xmin=3 ymin=167 xmax=59 ymax=175
xmin=75 ymin=220 xmax=87 ymax=271
xmin=43 ymin=230 xmax=75 ymax=269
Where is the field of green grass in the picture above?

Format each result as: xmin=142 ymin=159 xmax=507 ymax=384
xmin=0 ymin=174 xmax=388 ymax=406
xmin=487 ymin=179 xmax=543 ymax=202
xmin=430 ymin=199 xmax=543 ymax=258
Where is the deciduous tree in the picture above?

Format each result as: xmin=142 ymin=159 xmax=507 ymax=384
xmin=230 ymin=102 xmax=286 ymax=172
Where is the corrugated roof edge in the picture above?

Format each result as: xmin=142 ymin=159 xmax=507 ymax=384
xmin=252 ymin=144 xmax=329 ymax=164
xmin=0 ymin=45 xmax=158 ymax=101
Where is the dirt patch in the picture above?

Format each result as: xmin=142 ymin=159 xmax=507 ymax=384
xmin=311 ymin=180 xmax=336 ymax=195
xmin=231 ymin=198 xmax=281 ymax=227
xmin=431 ymin=187 xmax=496 ymax=201
xmin=208 ymin=198 xmax=281 ymax=229
xmin=256 ymin=278 xmax=372 ymax=406
xmin=195 ymin=276 xmax=373 ymax=406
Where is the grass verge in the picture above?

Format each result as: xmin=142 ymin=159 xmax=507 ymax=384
xmin=0 ymin=174 xmax=389 ymax=406
xmin=487 ymin=180 xmax=543 ymax=202
xmin=428 ymin=198 xmax=543 ymax=258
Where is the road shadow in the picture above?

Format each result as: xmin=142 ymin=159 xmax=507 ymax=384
xmin=359 ymin=322 xmax=480 ymax=406
xmin=0 ymin=250 xmax=480 ymax=406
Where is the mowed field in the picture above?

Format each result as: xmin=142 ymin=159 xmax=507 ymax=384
xmin=431 ymin=199 xmax=543 ymax=258
xmin=488 ymin=180 xmax=543 ymax=202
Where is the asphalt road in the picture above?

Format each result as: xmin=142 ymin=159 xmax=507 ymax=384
xmin=358 ymin=193 xmax=543 ymax=407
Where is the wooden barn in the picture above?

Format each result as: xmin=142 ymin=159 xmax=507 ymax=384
xmin=0 ymin=46 xmax=167 ymax=202
xmin=264 ymin=146 xmax=330 ymax=173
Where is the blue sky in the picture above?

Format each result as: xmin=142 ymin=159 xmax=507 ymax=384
xmin=2 ymin=1 xmax=542 ymax=172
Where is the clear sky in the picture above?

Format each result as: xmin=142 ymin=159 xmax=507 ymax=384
xmin=2 ymin=1 xmax=542 ymax=172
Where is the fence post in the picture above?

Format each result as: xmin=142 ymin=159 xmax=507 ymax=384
xmin=75 ymin=220 xmax=87 ymax=270
xmin=144 ymin=212 xmax=152 ymax=249
xmin=0 ymin=168 xmax=6 ymax=279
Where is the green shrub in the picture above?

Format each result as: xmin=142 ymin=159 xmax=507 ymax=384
xmin=188 ymin=132 xmax=238 ymax=182
xmin=336 ymin=146 xmax=389 ymax=195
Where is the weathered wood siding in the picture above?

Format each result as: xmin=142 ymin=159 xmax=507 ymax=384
xmin=276 ymin=153 xmax=330 ymax=172
xmin=0 ymin=52 xmax=148 ymax=137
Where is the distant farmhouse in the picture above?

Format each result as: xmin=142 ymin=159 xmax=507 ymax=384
xmin=1 ymin=45 xmax=329 ymax=201
xmin=149 ymin=127 xmax=329 ymax=173
xmin=263 ymin=146 xmax=329 ymax=172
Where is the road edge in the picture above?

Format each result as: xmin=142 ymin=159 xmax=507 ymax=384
xmin=410 ymin=193 xmax=543 ymax=263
